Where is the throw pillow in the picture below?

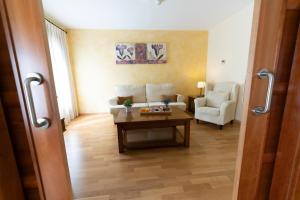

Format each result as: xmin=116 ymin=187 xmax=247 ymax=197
xmin=206 ymin=91 xmax=229 ymax=108
xmin=160 ymin=94 xmax=177 ymax=102
xmin=117 ymin=96 xmax=133 ymax=105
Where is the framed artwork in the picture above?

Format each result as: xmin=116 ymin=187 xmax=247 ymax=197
xmin=116 ymin=43 xmax=135 ymax=64
xmin=147 ymin=43 xmax=167 ymax=64
xmin=115 ymin=43 xmax=167 ymax=64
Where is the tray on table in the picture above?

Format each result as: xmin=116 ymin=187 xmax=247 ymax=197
xmin=139 ymin=107 xmax=172 ymax=115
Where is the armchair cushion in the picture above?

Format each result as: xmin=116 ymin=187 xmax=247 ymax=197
xmin=194 ymin=97 xmax=206 ymax=107
xmin=206 ymin=91 xmax=229 ymax=108
xmin=197 ymin=107 xmax=220 ymax=116
xmin=220 ymin=100 xmax=236 ymax=116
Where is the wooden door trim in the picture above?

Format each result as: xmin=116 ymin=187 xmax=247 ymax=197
xmin=270 ymin=23 xmax=300 ymax=200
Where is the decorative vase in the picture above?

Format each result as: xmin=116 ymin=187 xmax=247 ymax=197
xmin=166 ymin=102 xmax=169 ymax=108
xmin=163 ymin=99 xmax=171 ymax=108
xmin=125 ymin=106 xmax=131 ymax=113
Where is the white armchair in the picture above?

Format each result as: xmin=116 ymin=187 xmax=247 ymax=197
xmin=194 ymin=82 xmax=239 ymax=129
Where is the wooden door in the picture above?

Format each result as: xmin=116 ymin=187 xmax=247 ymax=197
xmin=0 ymin=11 xmax=42 ymax=199
xmin=269 ymin=19 xmax=300 ymax=200
xmin=234 ymin=0 xmax=300 ymax=199
xmin=0 ymin=99 xmax=24 ymax=200
xmin=0 ymin=0 xmax=72 ymax=199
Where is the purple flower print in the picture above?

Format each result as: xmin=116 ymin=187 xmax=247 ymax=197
xmin=116 ymin=44 xmax=127 ymax=56
xmin=127 ymin=47 xmax=134 ymax=56
xmin=151 ymin=44 xmax=163 ymax=57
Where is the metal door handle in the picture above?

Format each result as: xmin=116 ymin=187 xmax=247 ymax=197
xmin=24 ymin=73 xmax=50 ymax=128
xmin=252 ymin=69 xmax=274 ymax=115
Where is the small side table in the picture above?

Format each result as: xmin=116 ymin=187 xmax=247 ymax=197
xmin=187 ymin=95 xmax=204 ymax=113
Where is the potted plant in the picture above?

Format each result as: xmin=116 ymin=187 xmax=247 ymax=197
xmin=162 ymin=98 xmax=171 ymax=111
xmin=123 ymin=99 xmax=133 ymax=113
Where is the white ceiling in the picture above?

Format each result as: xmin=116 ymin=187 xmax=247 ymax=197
xmin=42 ymin=0 xmax=253 ymax=30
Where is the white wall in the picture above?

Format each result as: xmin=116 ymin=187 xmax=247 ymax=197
xmin=207 ymin=2 xmax=254 ymax=121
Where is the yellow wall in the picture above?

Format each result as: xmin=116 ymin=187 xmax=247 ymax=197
xmin=68 ymin=29 xmax=208 ymax=113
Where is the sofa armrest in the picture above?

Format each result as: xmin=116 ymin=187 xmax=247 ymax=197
xmin=194 ymin=97 xmax=206 ymax=108
xmin=108 ymin=98 xmax=118 ymax=106
xmin=220 ymin=100 xmax=236 ymax=117
xmin=177 ymin=94 xmax=185 ymax=102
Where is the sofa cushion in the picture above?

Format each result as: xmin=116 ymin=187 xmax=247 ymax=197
xmin=110 ymin=103 xmax=148 ymax=115
xmin=132 ymin=103 xmax=148 ymax=108
xmin=115 ymin=85 xmax=146 ymax=103
xmin=146 ymin=83 xmax=176 ymax=102
xmin=110 ymin=103 xmax=148 ymax=109
xmin=197 ymin=107 xmax=220 ymax=116
xmin=206 ymin=91 xmax=229 ymax=108
xmin=148 ymin=102 xmax=164 ymax=107
xmin=169 ymin=102 xmax=186 ymax=111
xmin=147 ymin=102 xmax=186 ymax=111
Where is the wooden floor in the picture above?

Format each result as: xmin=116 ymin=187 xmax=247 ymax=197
xmin=64 ymin=114 xmax=240 ymax=200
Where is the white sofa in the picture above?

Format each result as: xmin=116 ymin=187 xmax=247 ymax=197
xmin=194 ymin=82 xmax=239 ymax=129
xmin=109 ymin=83 xmax=186 ymax=114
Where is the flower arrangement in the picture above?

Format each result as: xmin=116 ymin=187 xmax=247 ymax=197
xmin=123 ymin=99 xmax=133 ymax=112
xmin=162 ymin=98 xmax=171 ymax=108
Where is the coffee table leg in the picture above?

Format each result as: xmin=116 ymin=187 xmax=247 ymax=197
xmin=117 ymin=125 xmax=125 ymax=153
xmin=172 ymin=126 xmax=177 ymax=142
xmin=184 ymin=121 xmax=190 ymax=147
xmin=123 ymin=130 xmax=128 ymax=145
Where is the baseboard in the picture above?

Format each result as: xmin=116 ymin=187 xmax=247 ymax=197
xmin=78 ymin=112 xmax=110 ymax=116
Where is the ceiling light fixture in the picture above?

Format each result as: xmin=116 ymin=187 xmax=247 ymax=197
xmin=156 ymin=0 xmax=164 ymax=5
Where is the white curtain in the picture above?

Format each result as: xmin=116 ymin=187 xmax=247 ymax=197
xmin=45 ymin=20 xmax=78 ymax=124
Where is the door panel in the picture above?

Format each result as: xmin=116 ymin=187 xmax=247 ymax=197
xmin=234 ymin=0 xmax=300 ymax=199
xmin=0 ymin=11 xmax=42 ymax=199
xmin=0 ymin=0 xmax=72 ymax=199
xmin=270 ymin=23 xmax=300 ymax=200
xmin=288 ymin=0 xmax=300 ymax=10
xmin=0 ymin=99 xmax=24 ymax=200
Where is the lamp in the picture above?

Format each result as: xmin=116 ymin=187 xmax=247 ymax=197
xmin=197 ymin=81 xmax=205 ymax=96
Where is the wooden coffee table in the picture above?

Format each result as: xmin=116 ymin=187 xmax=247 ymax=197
xmin=113 ymin=107 xmax=193 ymax=153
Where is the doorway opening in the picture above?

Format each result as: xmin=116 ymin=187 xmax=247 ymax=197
xmin=42 ymin=1 xmax=255 ymax=199
xmin=6 ymin=0 xmax=300 ymax=199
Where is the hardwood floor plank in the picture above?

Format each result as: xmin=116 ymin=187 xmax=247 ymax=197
xmin=66 ymin=114 xmax=240 ymax=200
